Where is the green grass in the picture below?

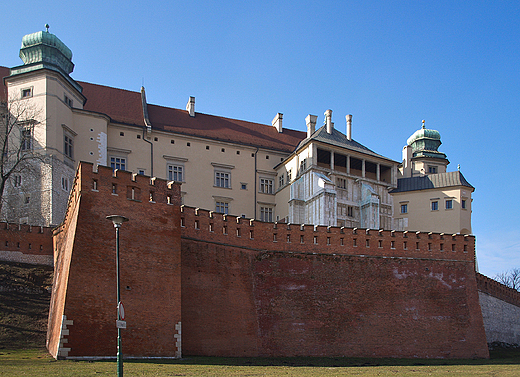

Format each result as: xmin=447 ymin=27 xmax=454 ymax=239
xmin=1 ymin=349 xmax=520 ymax=377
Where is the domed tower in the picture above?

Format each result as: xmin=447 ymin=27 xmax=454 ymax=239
xmin=3 ymin=26 xmax=87 ymax=227
xmin=400 ymin=120 xmax=449 ymax=178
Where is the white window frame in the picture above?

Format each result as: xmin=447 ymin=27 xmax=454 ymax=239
xmin=168 ymin=164 xmax=184 ymax=182
xmin=216 ymin=201 xmax=229 ymax=214
xmin=260 ymin=206 xmax=273 ymax=222
xmin=445 ymin=199 xmax=453 ymax=210
xmin=259 ymin=178 xmax=274 ymax=194
xmin=431 ymin=201 xmax=439 ymax=211
xmin=401 ymin=204 xmax=408 ymax=214
xmin=215 ymin=171 xmax=230 ymax=188
xmin=110 ymin=156 xmax=127 ymax=171
xmin=279 ymin=174 xmax=284 ymax=188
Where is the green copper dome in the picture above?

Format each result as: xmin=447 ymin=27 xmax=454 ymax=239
xmin=406 ymin=121 xmax=446 ymax=160
xmin=18 ymin=28 xmax=74 ymax=75
xmin=406 ymin=124 xmax=441 ymax=146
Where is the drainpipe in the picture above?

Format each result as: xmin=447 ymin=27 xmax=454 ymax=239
xmin=254 ymin=147 xmax=259 ymax=219
xmin=141 ymin=87 xmax=154 ymax=176
xmin=142 ymin=128 xmax=153 ymax=177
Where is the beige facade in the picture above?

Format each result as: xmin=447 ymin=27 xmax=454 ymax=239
xmin=392 ymin=185 xmax=473 ymax=234
xmin=0 ymin=29 xmax=473 ymax=235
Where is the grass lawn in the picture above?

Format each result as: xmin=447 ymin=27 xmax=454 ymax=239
xmin=1 ymin=348 xmax=520 ymax=377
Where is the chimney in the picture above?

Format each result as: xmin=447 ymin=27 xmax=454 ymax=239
xmin=306 ymin=114 xmax=317 ymax=138
xmin=272 ymin=113 xmax=283 ymax=133
xmin=325 ymin=109 xmax=333 ymax=134
xmin=186 ymin=96 xmax=195 ymax=117
xmin=346 ymin=114 xmax=352 ymax=140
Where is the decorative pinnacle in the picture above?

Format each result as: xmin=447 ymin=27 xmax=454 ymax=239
xmin=45 ymin=24 xmax=50 ymax=32
xmin=422 ymin=120 xmax=425 ymax=129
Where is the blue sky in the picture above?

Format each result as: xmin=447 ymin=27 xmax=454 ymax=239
xmin=2 ymin=1 xmax=519 ymax=278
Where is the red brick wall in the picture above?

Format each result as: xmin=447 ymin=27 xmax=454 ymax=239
xmin=180 ymin=206 xmax=489 ymax=358
xmin=0 ymin=222 xmax=53 ymax=265
xmin=477 ymin=273 xmax=520 ymax=308
xmin=48 ymin=162 xmax=182 ymax=358
xmin=49 ymin=162 xmax=489 ymax=359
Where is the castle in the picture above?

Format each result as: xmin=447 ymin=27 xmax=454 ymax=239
xmin=4 ymin=28 xmax=515 ymax=360
xmin=1 ymin=28 xmax=472 ymax=236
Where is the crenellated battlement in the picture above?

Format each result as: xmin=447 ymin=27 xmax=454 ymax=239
xmin=79 ymin=162 xmax=181 ymax=205
xmin=180 ymin=205 xmax=475 ymax=262
xmin=476 ymin=272 xmax=520 ymax=308
xmin=0 ymin=221 xmax=53 ymax=265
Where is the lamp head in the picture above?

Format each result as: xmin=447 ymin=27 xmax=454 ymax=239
xmin=106 ymin=215 xmax=129 ymax=228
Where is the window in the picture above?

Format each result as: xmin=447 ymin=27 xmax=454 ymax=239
xmin=61 ymin=177 xmax=69 ymax=191
xmin=138 ymin=170 xmax=145 ymax=175
xmin=64 ymin=134 xmax=74 ymax=159
xmin=337 ymin=178 xmax=347 ymax=189
xmin=401 ymin=204 xmax=408 ymax=214
xmin=110 ymin=157 xmax=126 ymax=171
xmin=168 ymin=165 xmax=183 ymax=181
xmin=300 ymin=159 xmax=306 ymax=172
xmin=216 ymin=201 xmax=229 ymax=214
xmin=215 ymin=171 xmax=230 ymax=188
xmin=287 ymin=170 xmax=292 ymax=182
xmin=260 ymin=207 xmax=273 ymax=222
xmin=260 ymin=178 xmax=274 ymax=194
xmin=445 ymin=200 xmax=453 ymax=210
xmin=21 ymin=128 xmax=32 ymax=151
xmin=279 ymin=174 xmax=284 ymax=188
xmin=13 ymin=175 xmax=21 ymax=188
xmin=462 ymin=199 xmax=467 ymax=209
xmin=428 ymin=166 xmax=437 ymax=174
xmin=241 ymin=183 xmax=247 ymax=190
xmin=431 ymin=201 xmax=438 ymax=211
xmin=21 ymin=87 xmax=32 ymax=98
xmin=64 ymin=94 xmax=73 ymax=107
xmin=347 ymin=206 xmax=353 ymax=217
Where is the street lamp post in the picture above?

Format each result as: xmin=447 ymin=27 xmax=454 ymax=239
xmin=106 ymin=215 xmax=129 ymax=377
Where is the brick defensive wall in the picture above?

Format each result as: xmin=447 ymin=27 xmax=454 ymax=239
xmin=476 ymin=273 xmax=520 ymax=308
xmin=0 ymin=222 xmax=53 ymax=265
xmin=47 ymin=162 xmax=182 ymax=359
xmin=179 ymin=206 xmax=488 ymax=358
xmin=48 ymin=162 xmax=489 ymax=360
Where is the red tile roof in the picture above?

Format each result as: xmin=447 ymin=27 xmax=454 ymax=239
xmin=79 ymin=81 xmax=306 ymax=153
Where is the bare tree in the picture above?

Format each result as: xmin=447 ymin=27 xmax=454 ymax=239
xmin=0 ymin=95 xmax=44 ymax=217
xmin=494 ymin=268 xmax=520 ymax=291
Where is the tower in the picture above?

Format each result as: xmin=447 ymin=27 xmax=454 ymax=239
xmin=3 ymin=26 xmax=87 ymax=226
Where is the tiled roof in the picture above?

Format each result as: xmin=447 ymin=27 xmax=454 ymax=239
xmin=296 ymin=124 xmax=396 ymax=162
xmin=79 ymin=81 xmax=306 ymax=153
xmin=391 ymin=171 xmax=474 ymax=193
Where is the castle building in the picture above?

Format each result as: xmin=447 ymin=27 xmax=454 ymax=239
xmin=392 ymin=121 xmax=474 ymax=234
xmin=1 ymin=28 xmax=472 ymax=234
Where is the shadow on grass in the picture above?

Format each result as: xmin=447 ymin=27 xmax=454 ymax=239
xmin=122 ymin=348 xmax=520 ymax=368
